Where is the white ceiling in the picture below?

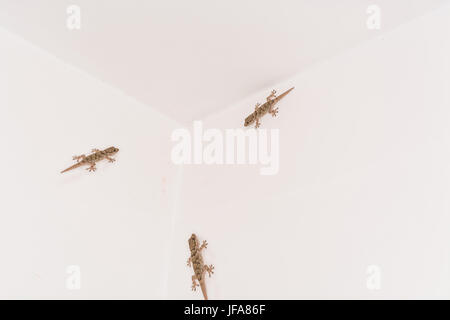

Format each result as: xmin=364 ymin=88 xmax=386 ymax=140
xmin=0 ymin=0 xmax=447 ymax=122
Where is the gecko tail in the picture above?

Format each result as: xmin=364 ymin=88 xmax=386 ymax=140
xmin=274 ymin=86 xmax=295 ymax=102
xmin=61 ymin=162 xmax=83 ymax=173
xmin=200 ymin=280 xmax=208 ymax=300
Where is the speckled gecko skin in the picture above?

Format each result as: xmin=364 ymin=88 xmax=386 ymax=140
xmin=244 ymin=87 xmax=294 ymax=128
xmin=187 ymin=234 xmax=214 ymax=300
xmin=61 ymin=146 xmax=119 ymax=173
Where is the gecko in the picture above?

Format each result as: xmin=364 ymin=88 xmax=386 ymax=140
xmin=244 ymin=87 xmax=294 ymax=128
xmin=61 ymin=146 xmax=119 ymax=173
xmin=187 ymin=234 xmax=214 ymax=300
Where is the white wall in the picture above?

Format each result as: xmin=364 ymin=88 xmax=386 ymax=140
xmin=168 ymin=5 xmax=450 ymax=299
xmin=0 ymin=27 xmax=182 ymax=299
xmin=2 ymin=4 xmax=450 ymax=300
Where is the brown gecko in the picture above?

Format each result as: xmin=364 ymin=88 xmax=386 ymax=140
xmin=187 ymin=234 xmax=214 ymax=300
xmin=244 ymin=87 xmax=294 ymax=128
xmin=61 ymin=146 xmax=119 ymax=173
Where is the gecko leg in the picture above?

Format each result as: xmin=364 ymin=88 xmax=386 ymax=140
xmin=187 ymin=257 xmax=192 ymax=267
xmin=199 ymin=240 xmax=208 ymax=251
xmin=72 ymin=154 xmax=86 ymax=162
xmin=203 ymin=264 xmax=215 ymax=277
xmin=255 ymin=117 xmax=261 ymax=128
xmin=91 ymin=148 xmax=101 ymax=153
xmin=266 ymin=89 xmax=277 ymax=101
xmin=106 ymin=156 xmax=116 ymax=163
xmin=86 ymin=163 xmax=97 ymax=172
xmin=191 ymin=275 xmax=199 ymax=291
xmin=254 ymin=103 xmax=261 ymax=128
xmin=269 ymin=106 xmax=279 ymax=117
xmin=268 ymin=99 xmax=279 ymax=117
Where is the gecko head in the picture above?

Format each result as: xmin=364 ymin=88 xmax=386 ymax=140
xmin=244 ymin=114 xmax=254 ymax=127
xmin=188 ymin=234 xmax=198 ymax=249
xmin=105 ymin=146 xmax=119 ymax=155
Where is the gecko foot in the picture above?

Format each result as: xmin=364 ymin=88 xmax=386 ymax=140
xmin=86 ymin=164 xmax=97 ymax=172
xmin=107 ymin=157 xmax=116 ymax=163
xmin=204 ymin=264 xmax=215 ymax=277
xmin=187 ymin=257 xmax=192 ymax=267
xmin=199 ymin=240 xmax=208 ymax=250
xmin=191 ymin=276 xmax=199 ymax=291
xmin=270 ymin=108 xmax=279 ymax=117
